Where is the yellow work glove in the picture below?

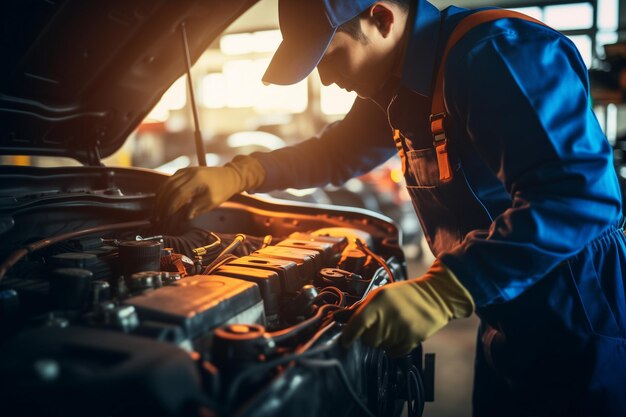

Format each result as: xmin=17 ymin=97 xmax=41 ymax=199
xmin=155 ymin=155 xmax=265 ymax=220
xmin=341 ymin=259 xmax=475 ymax=357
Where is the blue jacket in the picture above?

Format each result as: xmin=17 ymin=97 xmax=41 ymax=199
xmin=254 ymin=1 xmax=626 ymax=414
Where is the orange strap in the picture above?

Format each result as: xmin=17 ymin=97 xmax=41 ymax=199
xmin=393 ymin=129 xmax=408 ymax=175
xmin=431 ymin=10 xmax=546 ymax=183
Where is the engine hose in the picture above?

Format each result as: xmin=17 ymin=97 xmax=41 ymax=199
xmin=162 ymin=228 xmax=218 ymax=258
xmin=226 ymin=334 xmax=340 ymax=411
xmin=0 ymin=220 xmax=150 ymax=281
xmin=313 ymin=286 xmax=345 ymax=307
xmin=270 ymin=303 xmax=341 ymax=344
xmin=219 ymin=233 xmax=270 ymax=256
xmin=355 ymin=238 xmax=395 ymax=283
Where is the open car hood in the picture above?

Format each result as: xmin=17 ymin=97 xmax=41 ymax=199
xmin=0 ymin=0 xmax=258 ymax=165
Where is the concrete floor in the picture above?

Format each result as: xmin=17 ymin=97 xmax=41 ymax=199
xmin=403 ymin=253 xmax=480 ymax=417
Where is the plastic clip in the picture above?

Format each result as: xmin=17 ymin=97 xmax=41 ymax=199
xmin=393 ymin=129 xmax=408 ymax=176
xmin=430 ymin=113 xmax=452 ymax=183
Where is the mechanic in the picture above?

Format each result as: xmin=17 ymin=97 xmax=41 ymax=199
xmin=156 ymin=0 xmax=626 ymax=415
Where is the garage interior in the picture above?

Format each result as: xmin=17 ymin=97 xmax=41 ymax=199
xmin=1 ymin=0 xmax=626 ymax=416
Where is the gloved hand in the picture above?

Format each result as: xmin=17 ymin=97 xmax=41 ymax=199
xmin=341 ymin=259 xmax=475 ymax=357
xmin=155 ymin=155 xmax=266 ymax=220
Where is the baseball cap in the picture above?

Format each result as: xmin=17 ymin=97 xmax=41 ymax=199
xmin=262 ymin=0 xmax=377 ymax=86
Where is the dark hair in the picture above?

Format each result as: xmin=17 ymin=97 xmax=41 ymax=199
xmin=337 ymin=0 xmax=411 ymax=43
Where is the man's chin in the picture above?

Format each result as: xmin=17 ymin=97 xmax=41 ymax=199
xmin=355 ymin=88 xmax=373 ymax=99
xmin=356 ymin=78 xmax=398 ymax=100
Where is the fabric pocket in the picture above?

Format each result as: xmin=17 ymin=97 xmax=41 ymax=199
xmin=404 ymin=148 xmax=493 ymax=255
xmin=405 ymin=148 xmax=440 ymax=188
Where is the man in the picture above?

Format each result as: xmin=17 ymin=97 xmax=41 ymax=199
xmin=156 ymin=0 xmax=626 ymax=415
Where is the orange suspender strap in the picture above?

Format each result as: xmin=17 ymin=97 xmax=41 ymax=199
xmin=431 ymin=10 xmax=546 ymax=183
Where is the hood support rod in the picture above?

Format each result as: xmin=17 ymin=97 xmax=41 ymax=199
xmin=180 ymin=21 xmax=207 ymax=167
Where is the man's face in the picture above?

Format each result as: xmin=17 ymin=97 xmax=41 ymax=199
xmin=317 ymin=24 xmax=397 ymax=99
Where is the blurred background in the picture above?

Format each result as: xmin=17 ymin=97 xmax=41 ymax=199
xmin=3 ymin=0 xmax=625 ymax=415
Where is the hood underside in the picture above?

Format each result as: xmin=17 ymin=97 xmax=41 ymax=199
xmin=0 ymin=0 xmax=259 ymax=165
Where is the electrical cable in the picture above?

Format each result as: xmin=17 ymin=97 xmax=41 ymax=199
xmin=260 ymin=234 xmax=272 ymax=249
xmin=163 ymin=228 xmax=219 ymax=258
xmin=314 ymin=286 xmax=345 ymax=307
xmin=217 ymin=233 xmax=246 ymax=257
xmin=295 ymin=321 xmax=336 ymax=354
xmin=202 ymin=254 xmax=237 ymax=275
xmin=225 ymin=333 xmax=341 ymax=408
xmin=228 ymin=324 xmax=377 ymax=417
xmin=355 ymin=238 xmax=394 ymax=283
xmin=0 ymin=220 xmax=150 ymax=281
xmin=191 ymin=232 xmax=222 ymax=256
xmin=299 ymin=358 xmax=377 ymax=417
xmin=361 ymin=267 xmax=388 ymax=300
xmin=218 ymin=233 xmax=268 ymax=257
xmin=270 ymin=303 xmax=341 ymax=344
xmin=201 ymin=234 xmax=245 ymax=274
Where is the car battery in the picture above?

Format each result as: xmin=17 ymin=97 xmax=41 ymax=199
xmin=123 ymin=275 xmax=264 ymax=340
xmin=212 ymin=265 xmax=281 ymax=318
xmin=288 ymin=232 xmax=348 ymax=254
xmin=227 ymin=256 xmax=301 ymax=293
xmin=276 ymin=238 xmax=336 ymax=267
xmin=252 ymin=245 xmax=319 ymax=279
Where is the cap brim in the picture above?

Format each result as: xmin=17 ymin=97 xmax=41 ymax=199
xmin=262 ymin=9 xmax=336 ymax=85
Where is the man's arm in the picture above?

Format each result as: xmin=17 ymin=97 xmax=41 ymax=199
xmin=252 ymin=96 xmax=396 ymax=192
xmin=439 ymin=20 xmax=622 ymax=307
xmin=156 ymin=94 xmax=395 ymax=219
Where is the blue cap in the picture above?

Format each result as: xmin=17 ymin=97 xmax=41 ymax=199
xmin=262 ymin=0 xmax=376 ymax=86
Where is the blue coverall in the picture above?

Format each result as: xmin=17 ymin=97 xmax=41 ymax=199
xmin=253 ymin=1 xmax=626 ymax=415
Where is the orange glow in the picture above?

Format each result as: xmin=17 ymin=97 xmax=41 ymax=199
xmin=11 ymin=155 xmax=31 ymax=166
xmin=390 ymin=168 xmax=403 ymax=184
xmin=230 ymin=324 xmax=251 ymax=334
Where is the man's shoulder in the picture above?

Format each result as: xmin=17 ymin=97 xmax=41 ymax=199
xmin=444 ymin=10 xmax=571 ymax=69
xmin=443 ymin=8 xmax=565 ymax=51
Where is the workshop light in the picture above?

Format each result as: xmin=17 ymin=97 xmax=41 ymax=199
xmin=227 ymin=131 xmax=286 ymax=151
xmin=209 ymin=30 xmax=306 ymax=112
xmin=146 ymin=104 xmax=169 ymax=122
xmin=606 ymin=103 xmax=617 ymax=143
xmin=544 ymin=3 xmax=593 ymax=30
xmin=201 ymin=73 xmax=228 ymax=109
xmin=223 ymin=60 xmax=256 ymax=108
xmin=146 ymin=76 xmax=188 ymax=121
xmin=203 ymin=58 xmax=307 ymax=113
xmin=161 ymin=76 xmax=187 ymax=110
xmin=220 ymin=33 xmax=254 ymax=55
xmin=251 ymin=30 xmax=282 ymax=53
xmin=598 ymin=0 xmax=618 ymax=30
xmin=220 ymin=30 xmax=282 ymax=55
xmin=256 ymin=81 xmax=308 ymax=113
xmin=255 ymin=59 xmax=307 ymax=113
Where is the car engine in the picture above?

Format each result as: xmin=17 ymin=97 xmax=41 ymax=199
xmin=0 ymin=168 xmax=433 ymax=417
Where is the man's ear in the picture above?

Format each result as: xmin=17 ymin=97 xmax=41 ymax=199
xmin=368 ymin=3 xmax=395 ymax=38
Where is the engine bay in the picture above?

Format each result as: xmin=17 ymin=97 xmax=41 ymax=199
xmin=0 ymin=171 xmax=433 ymax=416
